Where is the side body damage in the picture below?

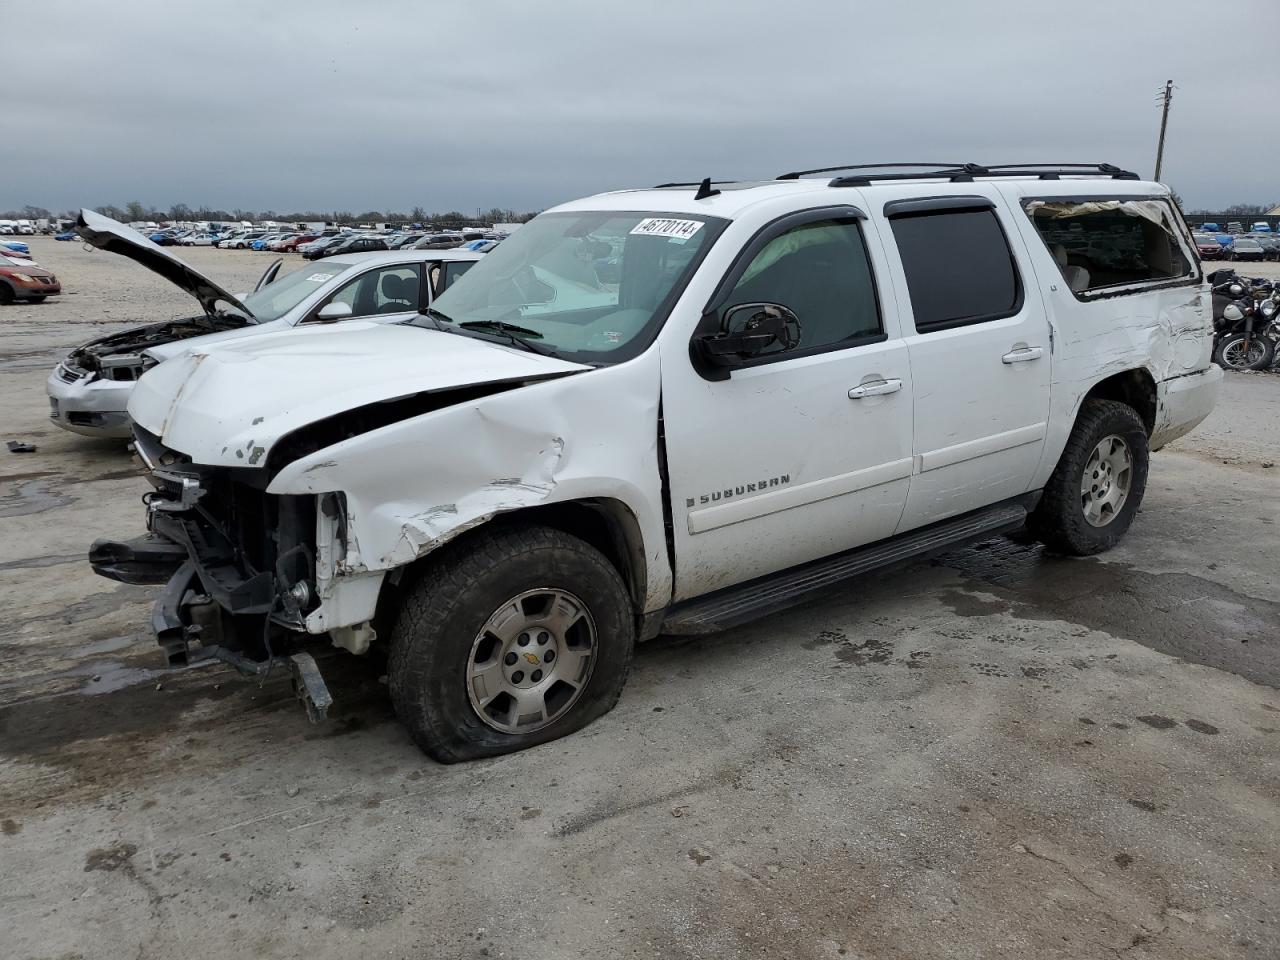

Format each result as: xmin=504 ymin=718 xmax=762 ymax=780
xmin=271 ymin=348 xmax=672 ymax=642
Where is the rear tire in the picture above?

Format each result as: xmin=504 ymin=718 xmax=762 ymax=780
xmin=1215 ymin=333 xmax=1274 ymax=371
xmin=388 ymin=525 xmax=635 ymax=763
xmin=1029 ymin=399 xmax=1149 ymax=556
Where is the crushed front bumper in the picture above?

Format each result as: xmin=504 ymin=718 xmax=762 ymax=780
xmin=88 ymin=459 xmax=335 ymax=718
xmin=47 ymin=364 xmax=133 ymax=438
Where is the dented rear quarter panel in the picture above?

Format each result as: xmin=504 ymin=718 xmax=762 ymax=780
xmin=996 ymin=183 xmax=1213 ymax=486
xmin=268 ymin=349 xmax=673 ymax=612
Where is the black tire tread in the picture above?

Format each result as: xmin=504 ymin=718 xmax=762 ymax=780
xmin=1030 ymin=399 xmax=1149 ymax=556
xmin=388 ymin=524 xmax=633 ymax=763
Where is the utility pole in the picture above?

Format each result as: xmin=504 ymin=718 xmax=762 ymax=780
xmin=1154 ymin=79 xmax=1173 ymax=182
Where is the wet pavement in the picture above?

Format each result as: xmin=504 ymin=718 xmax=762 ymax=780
xmin=0 ymin=238 xmax=1278 ymax=959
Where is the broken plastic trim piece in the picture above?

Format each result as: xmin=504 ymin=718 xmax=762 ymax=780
xmin=182 ymin=646 xmax=334 ymax=723
xmin=290 ymin=652 xmax=334 ymax=722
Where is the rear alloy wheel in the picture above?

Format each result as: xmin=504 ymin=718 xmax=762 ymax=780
xmin=1215 ymin=333 xmax=1274 ymax=372
xmin=389 ymin=525 xmax=634 ymax=762
xmin=1080 ymin=435 xmax=1132 ymax=528
xmin=1029 ymin=399 xmax=1149 ymax=555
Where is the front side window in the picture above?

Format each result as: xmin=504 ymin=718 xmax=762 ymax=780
xmin=720 ymin=219 xmax=882 ymax=356
xmin=415 ymin=211 xmax=725 ymax=362
xmin=239 ymin=261 xmax=359 ymax=322
xmin=891 ymin=207 xmax=1021 ymax=333
xmin=324 ymin=264 xmax=421 ymax=317
xmin=1025 ymin=198 xmax=1194 ymax=296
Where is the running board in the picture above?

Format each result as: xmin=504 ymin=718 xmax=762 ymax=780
xmin=660 ymin=501 xmax=1030 ymax=635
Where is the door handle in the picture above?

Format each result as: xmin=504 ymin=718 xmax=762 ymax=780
xmin=848 ymin=378 xmax=903 ymax=399
xmin=1002 ymin=346 xmax=1044 ymax=364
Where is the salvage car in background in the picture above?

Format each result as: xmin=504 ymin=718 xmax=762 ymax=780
xmin=306 ymin=234 xmax=387 ymax=260
xmin=1194 ymin=233 xmax=1225 ymax=260
xmin=0 ymin=253 xmax=60 ymax=303
xmin=1230 ymin=237 xmax=1266 ymax=262
xmin=89 ymin=163 xmax=1220 ymax=762
xmin=47 ymin=210 xmax=482 ymax=437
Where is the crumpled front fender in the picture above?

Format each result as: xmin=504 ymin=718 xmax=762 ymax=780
xmin=268 ymin=349 xmax=672 ymax=612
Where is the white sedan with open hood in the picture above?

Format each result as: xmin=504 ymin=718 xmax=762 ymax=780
xmin=47 ymin=209 xmax=482 ymax=437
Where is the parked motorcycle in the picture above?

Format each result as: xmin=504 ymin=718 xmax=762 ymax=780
xmin=1210 ymin=270 xmax=1278 ymax=371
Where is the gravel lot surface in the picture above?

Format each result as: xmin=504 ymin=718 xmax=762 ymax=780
xmin=1 ymin=237 xmax=1277 ymax=960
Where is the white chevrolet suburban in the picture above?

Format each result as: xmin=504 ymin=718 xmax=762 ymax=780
xmin=90 ymin=162 xmax=1221 ymax=761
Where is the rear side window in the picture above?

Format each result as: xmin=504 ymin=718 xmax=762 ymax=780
xmin=890 ymin=208 xmax=1020 ymax=333
xmin=1025 ymin=198 xmax=1194 ymax=296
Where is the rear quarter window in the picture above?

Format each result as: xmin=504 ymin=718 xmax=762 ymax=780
xmin=1024 ymin=198 xmax=1195 ymax=297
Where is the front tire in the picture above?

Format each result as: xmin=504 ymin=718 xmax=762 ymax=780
xmin=1029 ymin=399 xmax=1149 ymax=556
xmin=388 ymin=525 xmax=635 ymax=762
xmin=1215 ymin=332 xmax=1274 ymax=371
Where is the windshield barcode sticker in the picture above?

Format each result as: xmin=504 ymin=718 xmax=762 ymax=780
xmin=630 ymin=218 xmax=703 ymax=240
xmin=306 ymin=273 xmax=335 ymax=282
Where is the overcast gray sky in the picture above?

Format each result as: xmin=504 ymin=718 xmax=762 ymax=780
xmin=8 ymin=0 xmax=1278 ymax=215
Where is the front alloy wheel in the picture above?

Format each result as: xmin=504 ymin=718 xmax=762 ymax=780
xmin=467 ymin=588 xmax=597 ymax=733
xmin=388 ymin=525 xmax=635 ymax=762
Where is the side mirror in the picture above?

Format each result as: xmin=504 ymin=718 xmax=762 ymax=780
xmin=696 ymin=303 xmax=801 ymax=365
xmin=315 ymin=302 xmax=354 ymax=322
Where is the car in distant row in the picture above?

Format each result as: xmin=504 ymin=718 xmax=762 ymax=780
xmin=1193 ymin=234 xmax=1225 ymax=260
xmin=305 ymin=234 xmax=389 ymax=260
xmin=0 ymin=252 xmax=60 ymax=303
xmin=1230 ymin=237 xmax=1266 ymax=262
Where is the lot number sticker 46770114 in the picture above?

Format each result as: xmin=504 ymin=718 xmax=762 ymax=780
xmin=629 ymin=218 xmax=703 ymax=240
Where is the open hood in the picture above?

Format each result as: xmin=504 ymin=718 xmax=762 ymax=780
xmin=75 ymin=208 xmax=255 ymax=319
xmin=127 ymin=321 xmax=591 ymax=467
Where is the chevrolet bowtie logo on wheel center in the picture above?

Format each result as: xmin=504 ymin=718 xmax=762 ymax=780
xmin=523 ymin=652 xmax=540 ymax=665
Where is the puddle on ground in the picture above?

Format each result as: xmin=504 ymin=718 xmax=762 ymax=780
xmin=0 ymin=552 xmax=84 ymax=572
xmin=69 ymin=634 xmax=136 ymax=658
xmin=0 ymin=348 xmax=64 ymax=371
xmin=71 ymin=661 xmax=161 ymax=695
xmin=0 ymin=479 xmax=76 ymax=518
xmin=937 ymin=538 xmax=1280 ymax=688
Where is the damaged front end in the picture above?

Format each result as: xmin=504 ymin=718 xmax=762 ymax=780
xmin=89 ymin=426 xmax=338 ymax=719
xmin=64 ymin=315 xmax=251 ymax=383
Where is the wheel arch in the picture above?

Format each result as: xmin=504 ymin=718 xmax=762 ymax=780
xmin=377 ymin=497 xmax=651 ymax=630
xmin=1078 ymin=368 xmax=1157 ymax=436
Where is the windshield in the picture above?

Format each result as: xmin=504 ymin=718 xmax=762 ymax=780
xmin=238 ymin=261 xmax=355 ymax=322
xmin=414 ymin=210 xmax=725 ymax=362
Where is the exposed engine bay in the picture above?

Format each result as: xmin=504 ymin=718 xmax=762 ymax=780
xmin=66 ymin=314 xmax=250 ymax=380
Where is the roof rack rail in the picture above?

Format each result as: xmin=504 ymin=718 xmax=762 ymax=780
xmin=777 ymin=162 xmax=969 ymax=180
xmin=826 ymin=162 xmax=1140 ymax=187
